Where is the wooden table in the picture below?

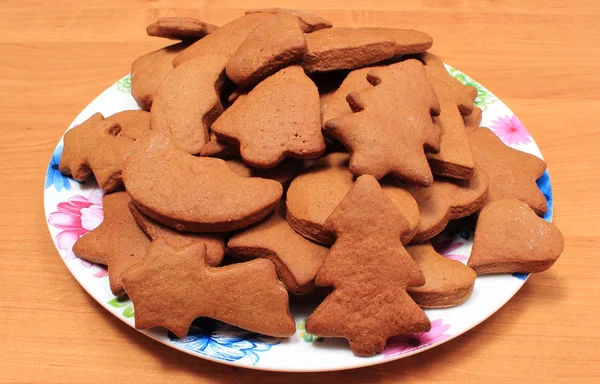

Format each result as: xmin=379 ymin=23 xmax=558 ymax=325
xmin=1 ymin=1 xmax=599 ymax=382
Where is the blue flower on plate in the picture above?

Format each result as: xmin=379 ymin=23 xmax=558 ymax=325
xmin=45 ymin=145 xmax=73 ymax=192
xmin=168 ymin=318 xmax=280 ymax=365
xmin=536 ymin=170 xmax=553 ymax=221
xmin=512 ymin=273 xmax=529 ymax=280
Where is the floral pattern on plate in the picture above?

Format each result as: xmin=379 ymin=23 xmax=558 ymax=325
xmin=47 ymin=189 xmax=107 ymax=277
xmin=384 ymin=319 xmax=451 ymax=357
xmin=168 ymin=319 xmax=279 ymax=365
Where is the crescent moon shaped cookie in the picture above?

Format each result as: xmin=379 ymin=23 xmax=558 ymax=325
xmin=131 ymin=41 xmax=190 ymax=111
xmin=122 ymin=131 xmax=283 ymax=232
xmin=150 ymin=54 xmax=228 ymax=155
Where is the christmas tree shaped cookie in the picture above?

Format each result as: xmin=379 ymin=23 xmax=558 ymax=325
xmin=305 ymin=175 xmax=431 ymax=356
xmin=323 ymin=59 xmax=441 ymax=185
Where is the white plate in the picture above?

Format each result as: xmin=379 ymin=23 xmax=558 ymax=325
xmin=44 ymin=68 xmax=554 ymax=372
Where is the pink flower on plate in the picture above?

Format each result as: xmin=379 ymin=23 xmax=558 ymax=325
xmin=383 ymin=319 xmax=451 ymax=358
xmin=489 ymin=114 xmax=532 ymax=145
xmin=431 ymin=232 xmax=467 ymax=262
xmin=48 ymin=189 xmax=107 ymax=277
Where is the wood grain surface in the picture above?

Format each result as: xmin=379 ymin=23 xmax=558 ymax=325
xmin=1 ymin=1 xmax=599 ymax=382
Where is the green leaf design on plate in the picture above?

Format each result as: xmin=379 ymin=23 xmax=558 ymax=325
xmin=114 ymin=74 xmax=131 ymax=94
xmin=297 ymin=320 xmax=323 ymax=343
xmin=122 ymin=305 xmax=135 ymax=318
xmin=107 ymin=297 xmax=135 ymax=318
xmin=107 ymin=296 xmax=129 ymax=308
xmin=445 ymin=65 xmax=498 ymax=111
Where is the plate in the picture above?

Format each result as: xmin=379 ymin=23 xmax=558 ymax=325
xmin=44 ymin=67 xmax=553 ymax=372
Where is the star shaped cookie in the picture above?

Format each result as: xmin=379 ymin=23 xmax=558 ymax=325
xmin=72 ymin=192 xmax=150 ymax=296
xmin=121 ymin=239 xmax=296 ymax=338
xmin=467 ymin=127 xmax=547 ymax=215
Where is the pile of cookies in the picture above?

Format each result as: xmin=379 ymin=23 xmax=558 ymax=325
xmin=57 ymin=8 xmax=564 ymax=357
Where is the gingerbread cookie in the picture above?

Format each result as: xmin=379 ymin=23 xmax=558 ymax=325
xmin=172 ymin=13 xmax=274 ymax=67
xmin=464 ymin=106 xmax=483 ymax=131
xmin=226 ymin=14 xmax=307 ymax=87
xmin=107 ymin=110 xmax=150 ymax=140
xmin=245 ymin=8 xmax=332 ymax=33
xmin=227 ymin=203 xmax=329 ymax=294
xmin=286 ymin=153 xmax=420 ymax=244
xmin=422 ymin=55 xmax=476 ymax=179
xmin=122 ymin=131 xmax=283 ymax=232
xmin=468 ymin=199 xmax=563 ymax=274
xmin=59 ymin=113 xmax=132 ymax=192
xmin=200 ymin=132 xmax=239 ymax=158
xmin=131 ymin=41 xmax=190 ymax=111
xmin=365 ymin=28 xmax=433 ymax=56
xmin=225 ymin=158 xmax=305 ymax=187
xmin=73 ymin=192 xmax=150 ymax=296
xmin=305 ymin=175 xmax=430 ymax=356
xmin=211 ymin=65 xmax=325 ymax=168
xmin=146 ymin=17 xmax=217 ymax=40
xmin=128 ymin=203 xmax=225 ymax=267
xmin=406 ymin=242 xmax=476 ymax=308
xmin=303 ymin=28 xmax=396 ymax=73
xmin=421 ymin=52 xmax=475 ymax=115
xmin=320 ymin=66 xmax=375 ymax=126
xmin=151 ymin=54 xmax=228 ymax=154
xmin=323 ymin=60 xmax=441 ymax=185
xmin=122 ymin=239 xmax=296 ymax=338
xmin=467 ymin=127 xmax=547 ymax=215
xmin=405 ymin=167 xmax=489 ymax=243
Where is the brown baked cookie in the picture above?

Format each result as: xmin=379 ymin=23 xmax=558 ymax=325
xmin=59 ymin=113 xmax=132 ymax=192
xmin=468 ymin=199 xmax=563 ymax=275
xmin=106 ymin=110 xmax=150 ymax=140
xmin=226 ymin=14 xmax=307 ymax=87
xmin=405 ymin=167 xmax=489 ymax=243
xmin=128 ymin=203 xmax=225 ymax=267
xmin=305 ymin=175 xmax=430 ymax=357
xmin=225 ymin=158 xmax=305 ymax=188
xmin=302 ymin=28 xmax=396 ymax=73
xmin=365 ymin=28 xmax=433 ymax=56
xmin=227 ymin=87 xmax=249 ymax=104
xmin=200 ymin=132 xmax=239 ymax=158
xmin=323 ymin=60 xmax=441 ymax=185
xmin=421 ymin=53 xmax=475 ymax=115
xmin=150 ymin=54 xmax=228 ymax=155
xmin=227 ymin=203 xmax=329 ymax=295
xmin=122 ymin=239 xmax=296 ymax=338
xmin=211 ymin=65 xmax=325 ymax=168
xmin=146 ymin=17 xmax=217 ymax=40
xmin=320 ymin=66 xmax=375 ymax=126
xmin=245 ymin=8 xmax=332 ymax=33
xmin=131 ymin=41 xmax=190 ymax=111
xmin=286 ymin=153 xmax=420 ymax=244
xmin=172 ymin=13 xmax=274 ymax=67
xmin=423 ymin=55 xmax=476 ymax=179
xmin=73 ymin=192 xmax=150 ymax=296
xmin=406 ymin=242 xmax=476 ymax=308
xmin=467 ymin=127 xmax=547 ymax=215
xmin=122 ymin=131 xmax=283 ymax=232
xmin=464 ymin=106 xmax=483 ymax=131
